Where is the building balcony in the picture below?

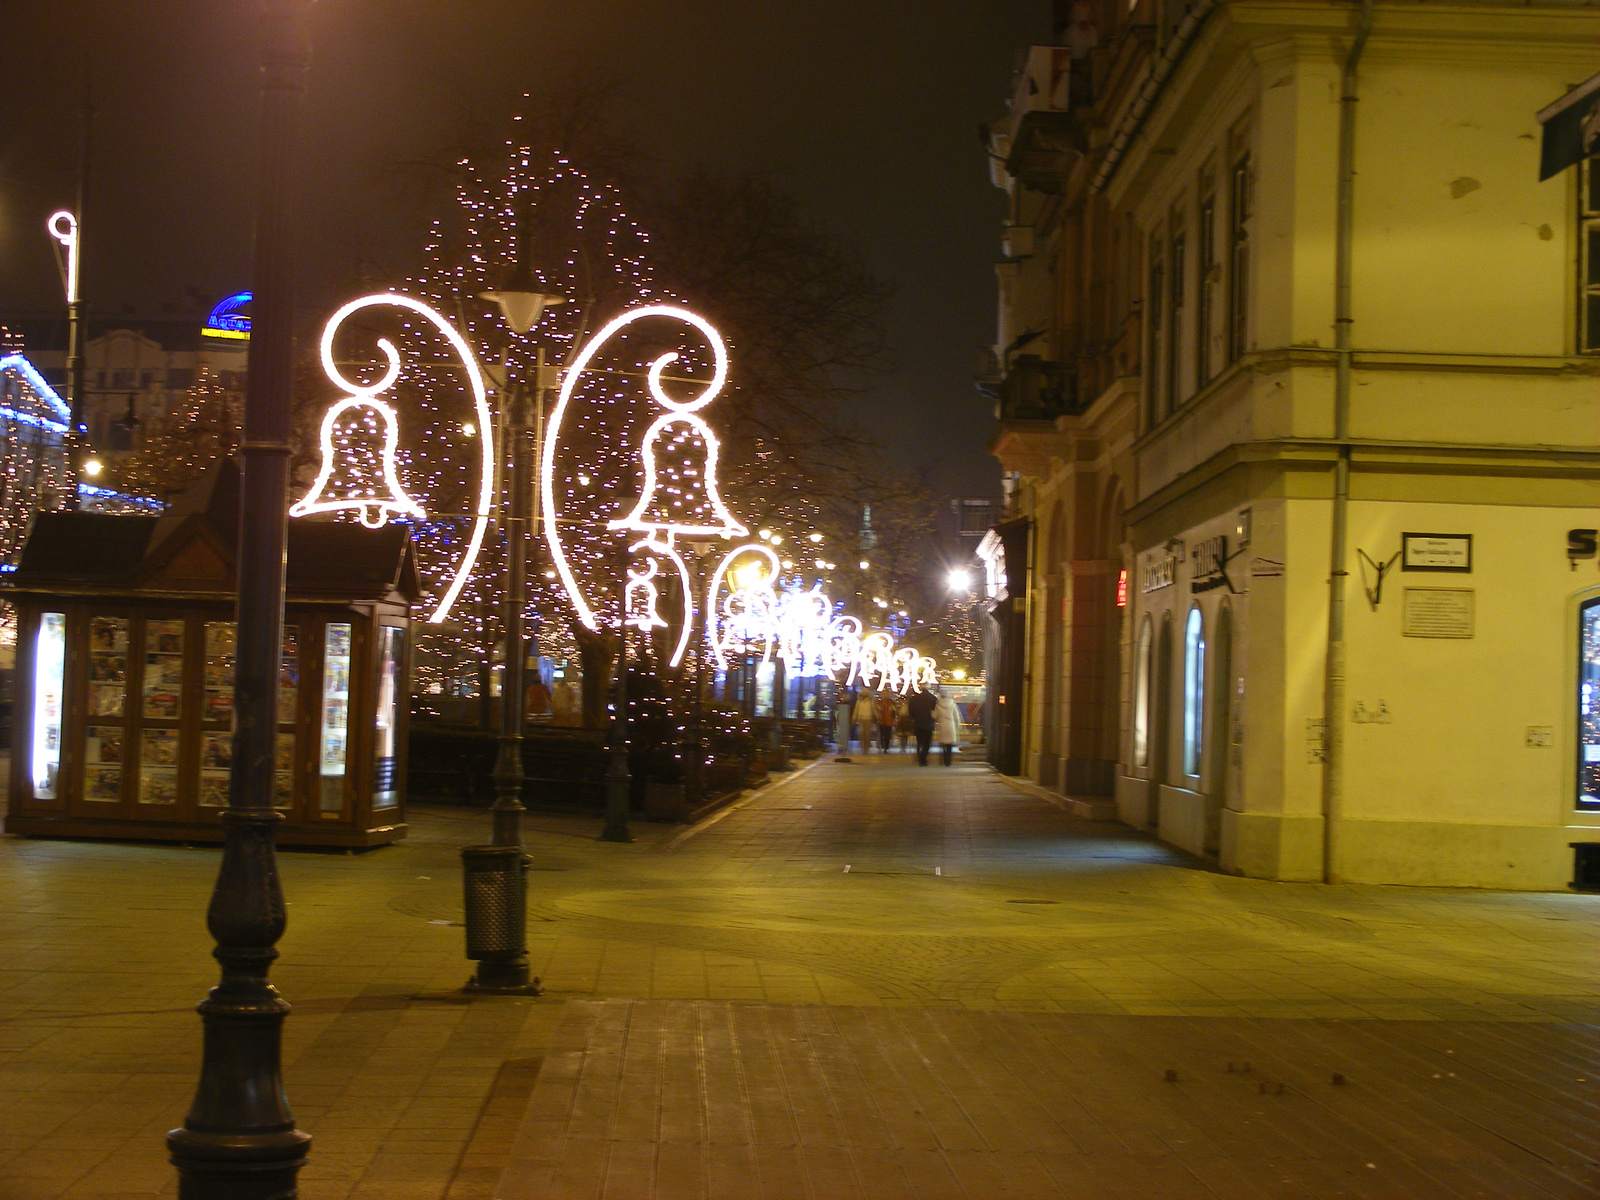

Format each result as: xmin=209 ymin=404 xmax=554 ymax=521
xmin=1004 ymin=110 xmax=1087 ymax=195
xmin=995 ymin=354 xmax=1076 ymax=421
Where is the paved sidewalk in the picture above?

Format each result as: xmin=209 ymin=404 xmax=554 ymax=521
xmin=1 ymin=749 xmax=1596 ymax=1198
xmin=497 ymin=1000 xmax=1600 ymax=1199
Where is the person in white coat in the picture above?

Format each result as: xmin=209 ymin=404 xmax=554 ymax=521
xmin=933 ymin=689 xmax=961 ymax=766
xmin=851 ymin=688 xmax=878 ymax=753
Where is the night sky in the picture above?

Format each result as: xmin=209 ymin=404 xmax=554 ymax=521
xmin=0 ymin=1 xmax=1049 ymax=503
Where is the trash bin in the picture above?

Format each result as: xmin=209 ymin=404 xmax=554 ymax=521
xmin=461 ymin=844 xmax=525 ymax=960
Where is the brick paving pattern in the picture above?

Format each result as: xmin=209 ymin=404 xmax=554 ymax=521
xmin=0 ymin=749 xmax=1595 ymax=1197
xmin=498 ymin=1001 xmax=1600 ymax=1199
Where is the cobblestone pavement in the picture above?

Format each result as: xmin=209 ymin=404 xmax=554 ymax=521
xmin=1 ymin=749 xmax=1595 ymax=1198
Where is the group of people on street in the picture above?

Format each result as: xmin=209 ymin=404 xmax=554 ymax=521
xmin=835 ymin=682 xmax=960 ymax=766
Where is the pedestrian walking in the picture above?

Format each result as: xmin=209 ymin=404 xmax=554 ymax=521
xmin=933 ymin=687 xmax=960 ymax=766
xmin=852 ymin=688 xmax=877 ymax=753
xmin=874 ymin=689 xmax=896 ymax=753
xmin=907 ymin=685 xmax=937 ymax=765
xmin=895 ymin=697 xmax=914 ymax=754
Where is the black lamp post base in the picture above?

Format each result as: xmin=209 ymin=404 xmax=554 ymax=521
xmin=167 ymin=1126 xmax=310 ymax=1200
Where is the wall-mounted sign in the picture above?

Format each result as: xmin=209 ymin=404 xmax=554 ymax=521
xmin=1141 ymin=556 xmax=1175 ymax=593
xmin=1402 ymin=587 xmax=1474 ymax=638
xmin=202 ymin=292 xmax=252 ymax=341
xmin=1401 ymin=532 xmax=1471 ymax=573
xmin=1568 ymin=528 xmax=1597 ymax=569
xmin=1190 ymin=534 xmax=1236 ymax=594
xmin=1250 ymin=557 xmax=1285 ymax=578
xmin=1116 ymin=568 xmax=1128 ymax=608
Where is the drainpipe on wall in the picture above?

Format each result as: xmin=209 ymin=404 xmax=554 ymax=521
xmin=1021 ymin=483 xmax=1040 ymax=776
xmin=1323 ymin=0 xmax=1374 ymax=885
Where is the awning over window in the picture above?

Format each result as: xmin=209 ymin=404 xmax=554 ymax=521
xmin=1537 ymin=71 xmax=1600 ymax=181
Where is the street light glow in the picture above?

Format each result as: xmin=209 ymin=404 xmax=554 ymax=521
xmin=858 ymin=560 xmax=869 ymax=570
xmin=83 ymin=458 xmax=102 ymax=477
xmin=947 ymin=567 xmax=973 ymax=591
xmin=808 ymin=532 xmax=822 ymax=543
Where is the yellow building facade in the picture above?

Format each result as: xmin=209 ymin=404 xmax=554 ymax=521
xmin=987 ymin=0 xmax=1600 ymax=887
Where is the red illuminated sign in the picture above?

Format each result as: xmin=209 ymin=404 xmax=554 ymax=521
xmin=1116 ymin=568 xmax=1128 ymax=608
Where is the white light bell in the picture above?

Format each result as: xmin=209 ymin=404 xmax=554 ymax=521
xmin=290 ymin=397 xmax=426 ymax=529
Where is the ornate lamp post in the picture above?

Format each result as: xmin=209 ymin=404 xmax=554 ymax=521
xmin=167 ymin=1 xmax=313 ymax=1193
xmin=460 ymin=269 xmax=562 ymax=994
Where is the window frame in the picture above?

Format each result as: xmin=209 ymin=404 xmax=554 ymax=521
xmin=1168 ymin=212 xmax=1187 ymax=411
xmin=1196 ymin=184 xmax=1217 ymax=388
xmin=1146 ymin=231 xmax=1166 ymax=429
xmin=1580 ymin=152 xmax=1600 ymax=355
xmin=1228 ymin=151 xmax=1253 ymax=363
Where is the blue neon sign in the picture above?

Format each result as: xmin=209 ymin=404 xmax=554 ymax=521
xmin=203 ymin=292 xmax=252 ymax=340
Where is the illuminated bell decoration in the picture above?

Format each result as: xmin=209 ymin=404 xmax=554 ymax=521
xmin=623 ymin=558 xmax=669 ymax=632
xmin=545 ymin=305 xmax=745 ymax=640
xmin=290 ymin=398 xmax=426 ymax=529
xmin=295 ymin=293 xmax=493 ymax=625
xmin=608 ymin=413 xmax=744 ymax=540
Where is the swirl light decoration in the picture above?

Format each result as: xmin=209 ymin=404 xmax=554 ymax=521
xmin=291 ymin=293 xmax=492 ymax=625
xmin=704 ymin=555 xmax=939 ymax=694
xmin=543 ymin=306 xmax=744 ymax=643
xmin=47 ymin=211 xmax=79 ymax=304
xmin=706 ymin=542 xmax=781 ymax=670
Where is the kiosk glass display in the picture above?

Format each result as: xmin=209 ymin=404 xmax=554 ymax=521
xmin=319 ymin=622 xmax=352 ymax=815
xmin=84 ymin=617 xmax=129 ymax=803
xmin=32 ymin=612 xmax=66 ymax=799
xmin=139 ymin=728 xmax=180 ymax=805
xmin=373 ymin=627 xmax=402 ymax=809
xmin=199 ymin=622 xmax=235 ymax=807
xmin=142 ymin=620 xmax=184 ymax=719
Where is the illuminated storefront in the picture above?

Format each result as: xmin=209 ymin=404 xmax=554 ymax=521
xmin=4 ymin=465 xmax=419 ymax=846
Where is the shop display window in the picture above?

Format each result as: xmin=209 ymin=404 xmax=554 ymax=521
xmin=319 ymin=622 xmax=352 ymax=815
xmin=1580 ymin=597 xmax=1600 ymax=809
xmin=373 ymin=626 xmax=402 ymax=809
xmin=1183 ymin=607 xmax=1206 ymax=777
xmin=1133 ymin=615 xmax=1152 ymax=768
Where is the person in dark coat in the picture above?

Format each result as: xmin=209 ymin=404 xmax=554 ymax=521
xmin=906 ymin=686 xmax=937 ymax=766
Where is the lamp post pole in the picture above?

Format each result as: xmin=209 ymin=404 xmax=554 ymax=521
xmin=601 ymin=503 xmax=636 ymax=843
xmin=465 ymin=285 xmax=560 ymax=994
xmin=490 ymin=367 xmax=529 ymax=852
xmin=167 ymin=1 xmax=312 ymax=1194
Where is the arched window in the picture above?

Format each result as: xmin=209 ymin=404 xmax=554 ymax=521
xmin=1133 ymin=615 xmax=1153 ymax=766
xmin=1183 ymin=606 xmax=1206 ymax=777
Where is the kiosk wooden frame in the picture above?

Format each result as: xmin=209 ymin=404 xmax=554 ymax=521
xmin=4 ymin=466 xmax=420 ymax=846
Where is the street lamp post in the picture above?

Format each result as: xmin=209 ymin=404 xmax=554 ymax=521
xmin=601 ymin=497 xmax=637 ymax=843
xmin=462 ymin=277 xmax=561 ymax=993
xmin=167 ymin=1 xmax=312 ymax=1194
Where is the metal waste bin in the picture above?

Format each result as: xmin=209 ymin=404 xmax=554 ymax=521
xmin=461 ymin=844 xmax=526 ymax=963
